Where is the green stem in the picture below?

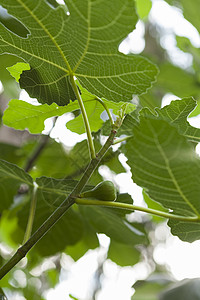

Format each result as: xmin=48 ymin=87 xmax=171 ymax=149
xmin=113 ymin=135 xmax=132 ymax=145
xmin=95 ymin=97 xmax=114 ymax=126
xmin=0 ymin=129 xmax=117 ymax=280
xmin=23 ymin=184 xmax=38 ymax=243
xmin=75 ymin=199 xmax=200 ymax=222
xmin=24 ymin=135 xmax=49 ymax=172
xmin=70 ymin=75 xmax=96 ymax=159
xmin=24 ymin=117 xmax=57 ymax=173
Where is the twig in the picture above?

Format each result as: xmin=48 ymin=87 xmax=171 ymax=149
xmin=24 ymin=117 xmax=57 ymax=173
xmin=0 ymin=129 xmax=117 ymax=280
xmin=24 ymin=134 xmax=49 ymax=172
xmin=113 ymin=135 xmax=132 ymax=145
xmin=23 ymin=183 xmax=38 ymax=243
xmin=95 ymin=97 xmax=114 ymax=126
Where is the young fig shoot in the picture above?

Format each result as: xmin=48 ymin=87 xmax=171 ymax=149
xmin=80 ymin=181 xmax=117 ymax=202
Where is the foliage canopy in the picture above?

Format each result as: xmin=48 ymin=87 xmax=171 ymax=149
xmin=0 ymin=0 xmax=200 ymax=299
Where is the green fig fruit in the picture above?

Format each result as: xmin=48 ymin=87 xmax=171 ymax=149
xmin=80 ymin=180 xmax=117 ymax=201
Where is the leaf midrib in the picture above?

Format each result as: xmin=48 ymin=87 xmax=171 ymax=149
xmin=72 ymin=0 xmax=91 ymax=72
xmin=0 ymin=164 xmax=32 ymax=186
xmin=16 ymin=0 xmax=72 ymax=73
xmin=0 ymin=37 xmax=68 ymax=73
xmin=154 ymin=133 xmax=200 ymax=217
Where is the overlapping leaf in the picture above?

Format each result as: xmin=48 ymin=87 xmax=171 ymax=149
xmin=26 ymin=138 xmax=124 ymax=182
xmin=0 ymin=54 xmax=21 ymax=97
xmin=0 ymin=0 xmax=158 ymax=105
xmin=66 ymin=85 xmax=136 ymax=134
xmin=157 ymin=63 xmax=200 ymax=98
xmin=179 ymin=0 xmax=200 ymax=34
xmin=79 ymin=205 xmax=146 ymax=245
xmin=66 ymin=220 xmax=99 ymax=261
xmin=3 ymin=99 xmax=68 ymax=133
xmin=124 ymin=108 xmax=200 ymax=242
xmin=17 ymin=176 xmax=145 ymax=256
xmin=18 ymin=177 xmax=86 ymax=256
xmin=159 ymin=278 xmax=200 ymax=300
xmin=136 ymin=0 xmax=152 ymax=19
xmin=132 ymin=274 xmax=172 ymax=300
xmin=0 ymin=159 xmax=33 ymax=211
xmin=3 ymin=96 xmax=135 ymax=134
xmin=141 ymin=98 xmax=200 ymax=143
xmin=108 ymin=240 xmax=140 ymax=266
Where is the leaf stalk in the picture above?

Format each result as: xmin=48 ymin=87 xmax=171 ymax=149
xmin=113 ymin=135 xmax=132 ymax=145
xmin=70 ymin=75 xmax=96 ymax=159
xmin=75 ymin=198 xmax=200 ymax=222
xmin=95 ymin=96 xmax=114 ymax=126
xmin=23 ymin=183 xmax=38 ymax=243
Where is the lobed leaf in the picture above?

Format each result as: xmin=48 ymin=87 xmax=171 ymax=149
xmin=18 ymin=177 xmax=86 ymax=256
xmin=141 ymin=98 xmax=200 ymax=143
xmin=0 ymin=159 xmax=33 ymax=211
xmin=159 ymin=278 xmax=200 ymax=300
xmin=3 ymin=90 xmax=135 ymax=134
xmin=108 ymin=240 xmax=140 ymax=266
xmin=136 ymin=0 xmax=152 ymax=19
xmin=157 ymin=63 xmax=200 ymax=99
xmin=179 ymin=0 xmax=200 ymax=35
xmin=124 ymin=113 xmax=200 ymax=242
xmin=0 ymin=0 xmax=158 ymax=105
xmin=79 ymin=205 xmax=146 ymax=245
xmin=7 ymin=62 xmax=30 ymax=82
xmin=3 ymin=99 xmax=69 ymax=133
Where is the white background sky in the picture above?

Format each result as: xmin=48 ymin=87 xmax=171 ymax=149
xmin=5 ymin=0 xmax=200 ymax=299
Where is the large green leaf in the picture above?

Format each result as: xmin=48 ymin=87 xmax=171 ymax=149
xmin=157 ymin=63 xmax=200 ymax=98
xmin=156 ymin=98 xmax=200 ymax=143
xmin=7 ymin=62 xmax=30 ymax=82
xmin=179 ymin=0 xmax=200 ymax=34
xmin=79 ymin=205 xmax=146 ymax=245
xmin=0 ymin=0 xmax=158 ymax=105
xmin=132 ymin=274 xmax=172 ymax=300
xmin=3 ymin=99 xmax=69 ymax=134
xmin=0 ymin=159 xmax=33 ymax=211
xmin=132 ymin=283 xmax=165 ymax=300
xmin=0 ymin=143 xmax=24 ymax=165
xmin=177 ymin=35 xmax=200 ymax=68
xmin=143 ymin=191 xmax=168 ymax=223
xmin=108 ymin=240 xmax=140 ymax=266
xmin=28 ymin=138 xmax=124 ymax=181
xmin=18 ymin=177 xmax=85 ymax=256
xmin=0 ymin=54 xmax=21 ymax=97
xmin=102 ymin=113 xmax=138 ymax=136
xmin=160 ymin=278 xmax=200 ymax=300
xmin=3 ymin=97 xmax=135 ymax=134
xmin=66 ymin=220 xmax=99 ymax=261
xmin=141 ymin=98 xmax=200 ymax=143
xmin=124 ymin=114 xmax=200 ymax=242
xmin=66 ymin=87 xmax=136 ymax=134
xmin=136 ymin=0 xmax=152 ymax=19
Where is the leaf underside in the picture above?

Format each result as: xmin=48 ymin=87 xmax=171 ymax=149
xmin=0 ymin=159 xmax=33 ymax=211
xmin=124 ymin=105 xmax=200 ymax=242
xmin=141 ymin=97 xmax=200 ymax=143
xmin=0 ymin=0 xmax=158 ymax=105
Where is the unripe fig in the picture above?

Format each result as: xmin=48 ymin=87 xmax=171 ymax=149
xmin=80 ymin=181 xmax=117 ymax=201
